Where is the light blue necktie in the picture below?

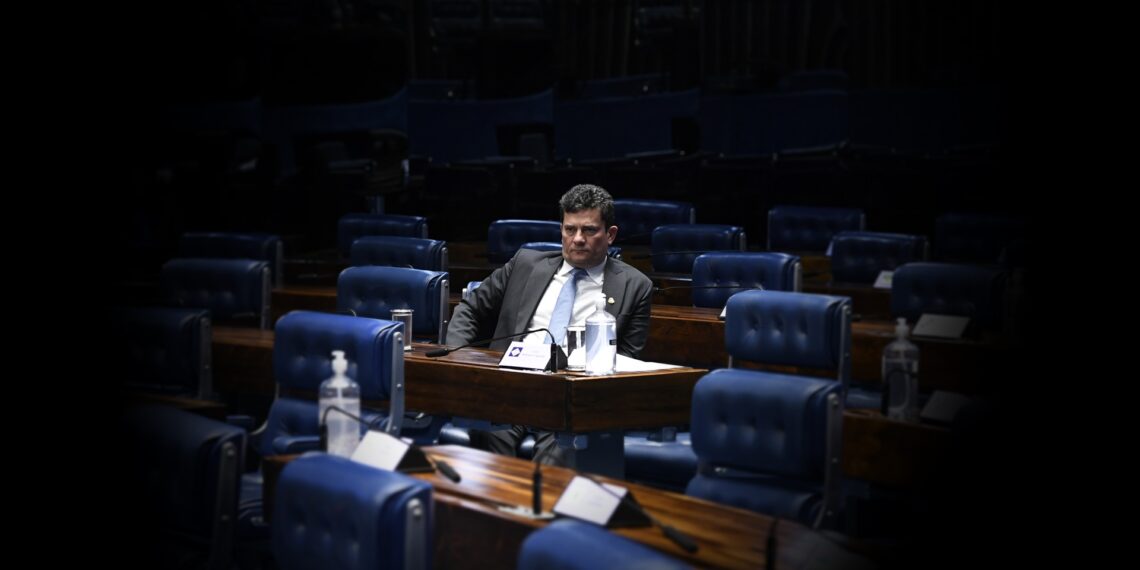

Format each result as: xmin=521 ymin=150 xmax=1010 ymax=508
xmin=547 ymin=268 xmax=587 ymax=345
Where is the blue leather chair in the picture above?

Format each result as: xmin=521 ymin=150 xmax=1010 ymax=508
xmin=338 ymin=213 xmax=430 ymax=258
xmin=626 ymin=290 xmax=851 ymax=504
xmin=179 ymin=232 xmax=284 ymax=287
xmin=337 ymin=266 xmax=451 ymax=344
xmin=613 ymin=199 xmax=695 ymax=245
xmin=767 ymin=205 xmax=865 ymax=252
xmin=517 ymin=519 xmax=689 ymax=570
xmin=350 ymin=235 xmax=449 ymax=271
xmin=487 ymin=219 xmax=561 ymax=264
xmin=828 ymin=231 xmax=927 ymax=284
xmin=161 ymin=258 xmax=271 ymax=329
xmin=122 ymin=405 xmax=245 ymax=570
xmin=114 ymin=307 xmax=212 ymax=399
xmin=691 ymin=252 xmax=801 ymax=308
xmin=651 ymin=224 xmax=746 ymax=273
xmin=890 ymin=262 xmax=1007 ymax=333
xmin=520 ymin=241 xmax=623 ymax=259
xmin=273 ymin=454 xmax=432 ymax=570
xmin=935 ymin=212 xmax=1025 ymax=264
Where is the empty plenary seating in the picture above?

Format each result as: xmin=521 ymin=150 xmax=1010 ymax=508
xmin=690 ymin=251 xmax=802 ymax=309
xmin=651 ymin=224 xmax=746 ymax=273
xmin=338 ymin=213 xmax=430 ymax=258
xmin=161 ymin=258 xmax=271 ymax=329
xmin=767 ymin=205 xmax=864 ymax=253
xmin=487 ymin=219 xmax=561 ymax=264
xmin=613 ymin=199 xmax=695 ymax=245
xmin=349 ymin=236 xmax=449 ymax=271
xmin=829 ymin=231 xmax=927 ymax=284
xmin=179 ymin=232 xmax=285 ymax=287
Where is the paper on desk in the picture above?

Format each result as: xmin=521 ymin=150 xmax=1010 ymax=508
xmin=615 ymin=354 xmax=683 ymax=372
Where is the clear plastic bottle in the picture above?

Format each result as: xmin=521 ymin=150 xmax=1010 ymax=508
xmin=318 ymin=350 xmax=361 ymax=457
xmin=585 ymin=293 xmax=617 ymax=375
xmin=882 ymin=318 xmax=920 ymax=422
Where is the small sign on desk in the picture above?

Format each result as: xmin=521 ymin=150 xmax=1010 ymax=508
xmin=913 ymin=313 xmax=970 ymax=339
xmin=498 ymin=341 xmax=553 ymax=370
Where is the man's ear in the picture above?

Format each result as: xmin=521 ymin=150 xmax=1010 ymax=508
xmin=606 ymin=225 xmax=618 ymax=244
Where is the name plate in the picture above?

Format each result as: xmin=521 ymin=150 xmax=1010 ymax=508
xmin=498 ymin=341 xmax=553 ymax=370
xmin=552 ymin=476 xmax=650 ymax=528
xmin=351 ymin=431 xmax=433 ymax=473
xmin=913 ymin=313 xmax=970 ymax=339
xmin=873 ymin=270 xmax=894 ymax=290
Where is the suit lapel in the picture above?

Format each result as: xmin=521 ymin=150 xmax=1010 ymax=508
xmin=603 ymin=259 xmax=627 ymax=316
xmin=517 ymin=254 xmax=562 ymax=331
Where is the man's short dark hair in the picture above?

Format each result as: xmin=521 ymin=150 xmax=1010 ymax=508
xmin=559 ymin=184 xmax=615 ymax=228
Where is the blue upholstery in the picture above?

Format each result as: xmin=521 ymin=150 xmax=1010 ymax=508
xmin=161 ymin=258 xmax=271 ymax=329
xmin=487 ymin=219 xmax=561 ymax=264
xmin=650 ymin=224 xmax=746 ymax=273
xmin=622 ymin=432 xmax=696 ymax=493
xmin=350 ymin=235 xmax=448 ymax=271
xmin=114 ymin=307 xmax=212 ymax=398
xmin=935 ymin=212 xmax=1026 ymax=264
xmin=179 ymin=232 xmax=284 ymax=286
xmin=685 ymin=370 xmax=843 ymax=527
xmin=520 ymin=241 xmax=622 ymax=259
xmin=724 ymin=290 xmax=852 ymax=387
xmin=273 ymin=454 xmax=432 ymax=570
xmin=336 ymin=266 xmax=450 ymax=344
xmin=518 ymin=519 xmax=688 ymax=570
xmin=338 ymin=213 xmax=430 ymax=258
xmin=691 ymin=252 xmax=801 ymax=308
xmin=767 ymin=205 xmax=865 ymax=252
xmin=613 ymin=199 xmax=695 ymax=245
xmin=122 ymin=405 xmax=245 ymax=569
xmin=829 ymin=231 xmax=927 ymax=284
xmin=890 ymin=262 xmax=1007 ymax=331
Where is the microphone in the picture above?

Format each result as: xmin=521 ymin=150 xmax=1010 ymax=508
xmin=766 ymin=516 xmax=779 ymax=570
xmin=321 ymin=405 xmax=461 ymax=483
xmin=426 ymin=327 xmax=567 ymax=372
xmin=572 ymin=471 xmax=698 ymax=554
xmin=532 ymin=464 xmax=543 ymax=515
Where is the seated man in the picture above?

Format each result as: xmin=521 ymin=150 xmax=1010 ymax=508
xmin=446 ymin=184 xmax=653 ymax=465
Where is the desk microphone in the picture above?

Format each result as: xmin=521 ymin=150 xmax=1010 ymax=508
xmin=573 ymin=471 xmax=699 ymax=554
xmin=321 ymin=406 xmax=461 ymax=483
xmin=425 ymin=327 xmax=567 ymax=372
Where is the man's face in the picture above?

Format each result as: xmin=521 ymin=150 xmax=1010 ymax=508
xmin=561 ymin=208 xmax=618 ymax=269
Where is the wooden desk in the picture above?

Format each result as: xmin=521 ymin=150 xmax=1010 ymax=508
xmin=841 ymin=409 xmax=953 ymax=488
xmin=213 ymin=327 xmax=705 ymax=476
xmin=263 ymin=446 xmax=871 ymax=570
xmin=644 ymin=305 xmax=1010 ymax=395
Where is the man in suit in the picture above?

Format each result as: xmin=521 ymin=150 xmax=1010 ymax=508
xmin=446 ymin=184 xmax=653 ymax=465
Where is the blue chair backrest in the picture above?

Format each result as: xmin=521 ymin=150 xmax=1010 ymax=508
xmin=337 ymin=266 xmax=450 ymax=343
xmin=767 ymin=205 xmax=864 ymax=252
xmin=161 ymin=258 xmax=271 ymax=329
xmin=273 ymin=454 xmax=432 ymax=570
xmin=338 ymin=213 xmax=430 ymax=258
xmin=725 ymin=290 xmax=851 ymax=388
xmin=517 ymin=519 xmax=689 ymax=570
xmin=350 ymin=235 xmax=448 ymax=271
xmin=114 ymin=307 xmax=212 ymax=398
xmin=179 ymin=232 xmax=284 ymax=286
xmin=686 ymin=370 xmax=842 ymax=527
xmin=829 ymin=231 xmax=927 ymax=284
xmin=691 ymin=252 xmax=801 ymax=308
xmin=122 ymin=405 xmax=245 ymax=568
xmin=487 ymin=219 xmax=561 ymax=264
xmin=613 ymin=199 xmax=695 ymax=245
xmin=935 ymin=212 xmax=1026 ymax=264
xmin=890 ymin=262 xmax=1007 ymax=331
xmin=651 ymin=224 xmax=746 ymax=273
xmin=519 ymin=241 xmax=622 ymax=259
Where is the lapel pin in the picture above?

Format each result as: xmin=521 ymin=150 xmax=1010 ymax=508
xmin=607 ymin=296 xmax=615 ymax=305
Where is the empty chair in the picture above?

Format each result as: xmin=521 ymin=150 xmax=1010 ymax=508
xmin=179 ymin=232 xmax=285 ymax=287
xmin=337 ymin=266 xmax=450 ymax=344
xmin=829 ymin=231 xmax=927 ymax=284
xmin=935 ymin=212 xmax=1026 ymax=264
xmin=161 ymin=258 xmax=271 ymax=329
xmin=114 ymin=307 xmax=212 ymax=399
xmin=691 ymin=251 xmax=801 ymax=308
xmin=613 ymin=199 xmax=695 ymax=245
xmin=487 ymin=219 xmax=561 ymax=264
xmin=517 ymin=519 xmax=688 ymax=570
xmin=338 ymin=213 xmax=430 ymax=258
xmin=520 ymin=241 xmax=622 ymax=259
xmin=650 ymin=224 xmax=746 ymax=273
xmin=121 ymin=405 xmax=245 ymax=570
xmin=890 ymin=262 xmax=1007 ymax=333
xmin=350 ymin=235 xmax=449 ymax=271
xmin=273 ymin=454 xmax=432 ymax=570
xmin=767 ymin=205 xmax=864 ymax=252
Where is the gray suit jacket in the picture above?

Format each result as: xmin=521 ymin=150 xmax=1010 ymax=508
xmin=446 ymin=249 xmax=653 ymax=357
